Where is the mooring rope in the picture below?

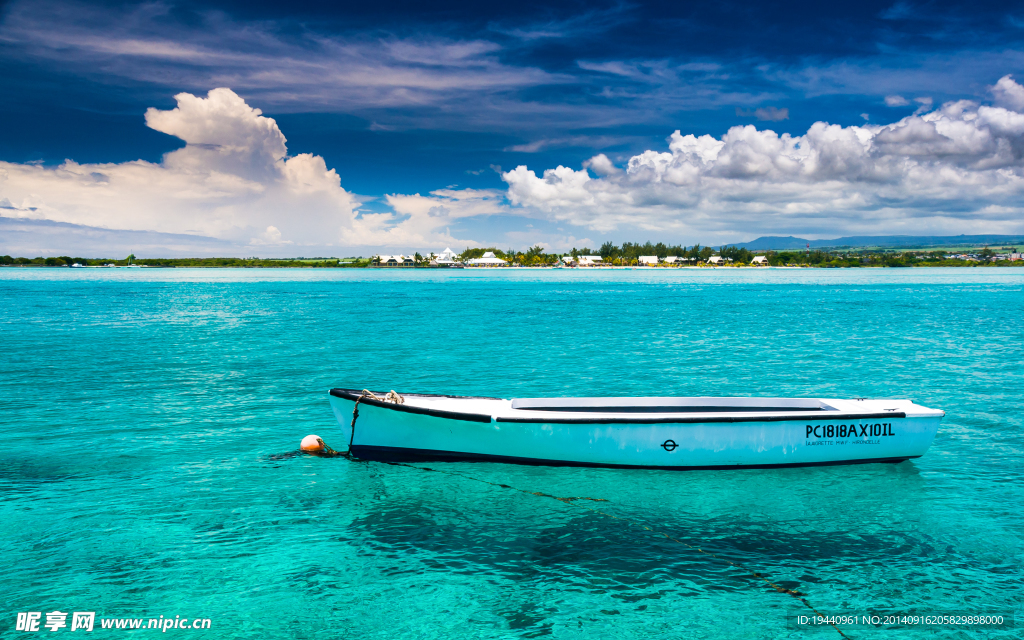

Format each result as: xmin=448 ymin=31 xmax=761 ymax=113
xmin=346 ymin=389 xmax=405 ymax=454
xmin=357 ymin=389 xmax=405 ymax=404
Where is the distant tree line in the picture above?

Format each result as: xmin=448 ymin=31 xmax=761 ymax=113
xmin=598 ymin=242 xmax=736 ymax=263
xmin=459 ymin=246 xmax=562 ymax=265
xmin=762 ymin=248 xmax=1022 ymax=267
xmin=1 ymin=255 xmax=83 ymax=266
xmin=0 ymin=255 xmax=370 ymax=268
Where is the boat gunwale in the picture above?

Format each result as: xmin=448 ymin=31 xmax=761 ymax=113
xmin=330 ymin=388 xmax=912 ymax=425
xmin=329 ymin=388 xmax=494 ymax=423
xmin=330 ymin=387 xmax=503 ymax=401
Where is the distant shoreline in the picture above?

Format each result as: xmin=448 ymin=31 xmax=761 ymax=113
xmin=3 ymin=263 xmax=1022 ymax=270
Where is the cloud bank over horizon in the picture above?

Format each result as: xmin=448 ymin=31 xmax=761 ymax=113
xmin=4 ymin=77 xmax=1024 ymax=256
xmin=502 ymin=75 xmax=1024 ymax=240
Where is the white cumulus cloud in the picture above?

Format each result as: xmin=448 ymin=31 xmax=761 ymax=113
xmin=0 ymin=88 xmax=479 ymax=251
xmin=500 ymin=75 xmax=1024 ymax=240
xmin=363 ymin=188 xmax=510 ymax=247
xmin=992 ymin=74 xmax=1024 ymax=111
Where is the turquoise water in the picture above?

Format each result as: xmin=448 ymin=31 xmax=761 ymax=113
xmin=2 ymin=268 xmax=1022 ymax=638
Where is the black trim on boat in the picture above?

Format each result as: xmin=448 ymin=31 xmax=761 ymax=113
xmin=496 ymin=412 xmax=907 ymax=424
xmin=329 ymin=388 xmax=493 ymax=423
xmin=522 ymin=405 xmax=826 ymax=413
xmin=349 ymin=444 xmax=916 ymax=470
xmin=330 ymin=387 xmax=503 ymax=401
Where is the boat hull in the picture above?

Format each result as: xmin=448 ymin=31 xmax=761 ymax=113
xmin=328 ymin=393 xmax=940 ymax=469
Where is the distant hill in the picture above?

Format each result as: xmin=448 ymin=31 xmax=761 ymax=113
xmin=733 ymin=235 xmax=1024 ymax=251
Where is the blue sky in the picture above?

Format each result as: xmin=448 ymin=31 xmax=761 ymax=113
xmin=1 ymin=0 xmax=1023 ymax=256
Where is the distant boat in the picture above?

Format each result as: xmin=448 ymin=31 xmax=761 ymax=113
xmin=328 ymin=389 xmax=943 ymax=469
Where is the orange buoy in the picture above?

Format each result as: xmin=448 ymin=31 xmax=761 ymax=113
xmin=300 ymin=434 xmax=325 ymax=453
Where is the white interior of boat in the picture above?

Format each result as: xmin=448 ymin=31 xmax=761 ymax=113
xmin=510 ymin=397 xmax=835 ymax=413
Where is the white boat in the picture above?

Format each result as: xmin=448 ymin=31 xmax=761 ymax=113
xmin=328 ymin=388 xmax=943 ymax=469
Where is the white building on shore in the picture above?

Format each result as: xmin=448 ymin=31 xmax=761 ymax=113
xmin=639 ymin=255 xmax=659 ymax=265
xmin=375 ymin=255 xmax=415 ymax=267
xmin=579 ymin=255 xmax=603 ymax=266
xmin=435 ymin=247 xmax=459 ymax=266
xmin=467 ymin=251 xmax=507 ymax=266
